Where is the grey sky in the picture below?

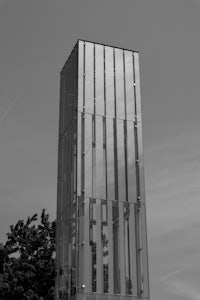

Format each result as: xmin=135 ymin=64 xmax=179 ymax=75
xmin=0 ymin=0 xmax=200 ymax=299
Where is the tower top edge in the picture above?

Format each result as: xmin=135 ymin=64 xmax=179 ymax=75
xmin=77 ymin=38 xmax=139 ymax=53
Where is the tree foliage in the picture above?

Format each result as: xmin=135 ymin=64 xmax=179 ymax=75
xmin=0 ymin=209 xmax=56 ymax=300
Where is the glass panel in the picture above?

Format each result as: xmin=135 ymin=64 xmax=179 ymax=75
xmin=117 ymin=119 xmax=126 ymax=202
xmin=123 ymin=203 xmax=132 ymax=295
xmin=129 ymin=203 xmax=137 ymax=295
xmin=89 ymin=198 xmax=96 ymax=221
xmin=124 ymin=50 xmax=135 ymax=121
xmin=101 ymin=200 xmax=107 ymax=222
xmin=73 ymin=122 xmax=77 ymax=201
xmin=103 ymin=117 xmax=107 ymax=199
xmin=133 ymin=52 xmax=141 ymax=122
xmin=96 ymin=198 xmax=103 ymax=293
xmin=119 ymin=201 xmax=126 ymax=295
xmin=85 ymin=42 xmax=94 ymax=114
xmin=90 ymin=222 xmax=96 ymax=292
xmin=83 ymin=198 xmax=92 ymax=293
xmin=112 ymin=201 xmax=120 ymax=294
xmin=107 ymin=200 xmax=113 ymax=294
xmin=102 ymin=224 xmax=108 ymax=293
xmin=115 ymin=48 xmax=125 ymax=119
xmin=105 ymin=46 xmax=115 ymax=118
xmin=140 ymin=204 xmax=149 ymax=298
xmin=78 ymin=40 xmax=84 ymax=112
xmin=95 ymin=115 xmax=105 ymax=199
xmin=106 ymin=118 xmax=115 ymax=200
xmin=127 ymin=121 xmax=137 ymax=203
xmin=95 ymin=44 xmax=104 ymax=116
xmin=89 ymin=198 xmax=97 ymax=293
xmin=84 ymin=114 xmax=92 ymax=197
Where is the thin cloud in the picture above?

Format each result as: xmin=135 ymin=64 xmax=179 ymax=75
xmin=0 ymin=57 xmax=47 ymax=125
xmin=160 ymin=269 xmax=181 ymax=282
xmin=167 ymin=280 xmax=200 ymax=300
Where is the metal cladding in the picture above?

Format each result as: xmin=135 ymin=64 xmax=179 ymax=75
xmin=55 ymin=40 xmax=150 ymax=300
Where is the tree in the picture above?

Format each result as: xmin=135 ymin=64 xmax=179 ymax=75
xmin=0 ymin=209 xmax=56 ymax=300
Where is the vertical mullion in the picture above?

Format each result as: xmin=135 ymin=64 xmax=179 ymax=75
xmin=96 ymin=199 xmax=103 ymax=294
xmin=119 ymin=201 xmax=125 ymax=295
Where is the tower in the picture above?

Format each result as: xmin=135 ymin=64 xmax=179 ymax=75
xmin=55 ymin=40 xmax=149 ymax=300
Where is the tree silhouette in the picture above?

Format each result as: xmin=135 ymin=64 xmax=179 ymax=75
xmin=0 ymin=209 xmax=56 ymax=300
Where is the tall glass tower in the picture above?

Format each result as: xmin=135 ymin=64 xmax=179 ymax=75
xmin=55 ymin=40 xmax=149 ymax=300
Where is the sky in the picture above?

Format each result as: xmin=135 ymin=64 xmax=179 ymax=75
xmin=0 ymin=0 xmax=200 ymax=299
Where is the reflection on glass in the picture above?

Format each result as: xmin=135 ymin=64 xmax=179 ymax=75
xmin=124 ymin=203 xmax=132 ymax=295
xmin=129 ymin=204 xmax=137 ymax=294
xmin=115 ymin=48 xmax=125 ymax=119
xmin=77 ymin=113 xmax=82 ymax=196
xmin=127 ymin=121 xmax=137 ymax=203
xmin=95 ymin=116 xmax=104 ymax=199
xmin=85 ymin=42 xmax=94 ymax=114
xmin=84 ymin=114 xmax=92 ymax=196
xmin=78 ymin=40 xmax=84 ymax=112
xmin=101 ymin=200 xmax=107 ymax=222
xmin=102 ymin=225 xmax=108 ymax=293
xmin=106 ymin=118 xmax=115 ymax=200
xmin=117 ymin=120 xmax=126 ymax=202
xmin=124 ymin=50 xmax=135 ymax=120
xmin=90 ymin=222 xmax=96 ymax=292
xmin=95 ymin=44 xmax=104 ymax=116
xmin=105 ymin=46 xmax=115 ymax=117
xmin=112 ymin=201 xmax=120 ymax=294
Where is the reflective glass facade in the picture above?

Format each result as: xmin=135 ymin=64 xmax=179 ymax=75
xmin=55 ymin=40 xmax=149 ymax=300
